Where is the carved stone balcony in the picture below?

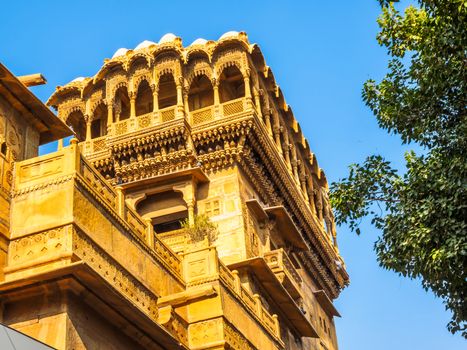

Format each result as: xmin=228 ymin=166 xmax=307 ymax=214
xmin=264 ymin=248 xmax=303 ymax=300
xmin=228 ymin=257 xmax=318 ymax=338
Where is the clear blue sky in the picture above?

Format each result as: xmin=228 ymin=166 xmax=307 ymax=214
xmin=1 ymin=1 xmax=464 ymax=349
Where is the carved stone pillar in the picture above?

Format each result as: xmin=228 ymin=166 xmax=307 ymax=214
xmin=213 ymin=82 xmax=220 ymax=105
xmin=130 ymin=92 xmax=136 ymax=118
xmin=183 ymin=87 xmax=189 ymax=118
xmin=244 ymin=74 xmax=251 ymax=98
xmin=315 ymin=189 xmax=323 ymax=222
xmin=114 ymin=103 xmax=121 ymax=122
xmin=85 ymin=116 xmax=91 ymax=141
xmin=176 ymin=78 xmax=184 ymax=117
xmin=243 ymin=69 xmax=252 ymax=110
xmin=265 ymin=109 xmax=273 ymax=137
xmin=212 ymin=78 xmax=220 ymax=118
xmin=174 ymin=181 xmax=196 ymax=226
xmin=106 ymin=102 xmax=113 ymax=126
xmin=273 ymin=125 xmax=282 ymax=155
xmin=152 ymin=84 xmax=159 ymax=112
xmin=187 ymin=201 xmax=195 ymax=226
xmin=292 ymin=150 xmax=300 ymax=183
xmin=307 ymin=178 xmax=316 ymax=214
xmin=283 ymin=142 xmax=291 ymax=169
xmin=253 ymin=89 xmax=262 ymax=118
xmin=300 ymin=172 xmax=309 ymax=202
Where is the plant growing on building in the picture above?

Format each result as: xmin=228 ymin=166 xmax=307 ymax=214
xmin=182 ymin=214 xmax=219 ymax=244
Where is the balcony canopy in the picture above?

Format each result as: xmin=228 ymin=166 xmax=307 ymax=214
xmin=229 ymin=257 xmax=318 ymax=338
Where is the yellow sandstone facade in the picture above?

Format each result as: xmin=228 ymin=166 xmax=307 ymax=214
xmin=0 ymin=32 xmax=349 ymax=350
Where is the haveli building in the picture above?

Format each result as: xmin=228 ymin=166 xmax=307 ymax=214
xmin=0 ymin=32 xmax=349 ymax=350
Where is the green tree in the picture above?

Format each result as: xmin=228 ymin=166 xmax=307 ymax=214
xmin=330 ymin=0 xmax=466 ymax=337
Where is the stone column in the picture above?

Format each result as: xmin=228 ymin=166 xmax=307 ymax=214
xmin=183 ymin=88 xmax=189 ymax=118
xmin=273 ymin=125 xmax=282 ymax=155
xmin=212 ymin=78 xmax=220 ymax=118
xmin=300 ymin=173 xmax=309 ymax=202
xmin=85 ymin=116 xmax=91 ymax=141
xmin=152 ymin=85 xmax=159 ymax=112
xmin=130 ymin=92 xmax=136 ymax=118
xmin=243 ymin=69 xmax=253 ymax=110
xmin=265 ymin=109 xmax=273 ymax=137
xmin=107 ymin=102 xmax=113 ymax=125
xmin=254 ymin=89 xmax=262 ymax=118
xmin=244 ymin=73 xmax=251 ymax=98
xmin=307 ymin=178 xmax=316 ymax=215
xmin=213 ymin=81 xmax=220 ymax=105
xmin=283 ymin=142 xmax=291 ymax=170
xmin=187 ymin=201 xmax=195 ymax=226
xmin=176 ymin=77 xmax=184 ymax=118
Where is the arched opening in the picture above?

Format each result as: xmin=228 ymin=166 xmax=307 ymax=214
xmin=188 ymin=75 xmax=214 ymax=111
xmin=135 ymin=80 xmax=153 ymax=116
xmin=66 ymin=110 xmax=86 ymax=141
xmin=219 ymin=65 xmax=244 ymax=103
xmin=91 ymin=103 xmax=108 ymax=138
xmin=136 ymin=191 xmax=188 ymax=234
xmin=158 ymin=73 xmax=177 ymax=109
xmin=114 ymin=86 xmax=130 ymax=121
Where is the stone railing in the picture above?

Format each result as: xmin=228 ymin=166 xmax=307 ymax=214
xmin=264 ymin=248 xmax=303 ymax=300
xmin=221 ymin=97 xmax=246 ymax=117
xmin=182 ymin=246 xmax=280 ymax=341
xmin=80 ymin=135 xmax=108 ymax=156
xmin=107 ymin=106 xmax=177 ymax=137
xmin=78 ymin=99 xmax=250 ymax=148
xmin=218 ymin=260 xmax=280 ymax=339
xmin=79 ymin=145 xmax=183 ymax=280
xmin=190 ymin=105 xmax=214 ymax=125
xmin=188 ymin=97 xmax=248 ymax=127
xmin=160 ymin=106 xmax=176 ymax=123
xmin=158 ymin=229 xmax=189 ymax=254
xmin=79 ymin=156 xmax=117 ymax=211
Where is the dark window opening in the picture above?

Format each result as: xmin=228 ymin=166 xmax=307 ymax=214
xmin=158 ymin=74 xmax=177 ymax=109
xmin=136 ymin=190 xmax=188 ymax=234
xmin=219 ymin=65 xmax=244 ymax=103
xmin=91 ymin=119 xmax=101 ymax=139
xmin=154 ymin=219 xmax=184 ymax=234
xmin=188 ymin=75 xmax=213 ymax=111
xmin=91 ymin=103 xmax=108 ymax=138
xmin=136 ymin=80 xmax=153 ymax=116
xmin=115 ymin=86 xmax=131 ymax=121
xmin=1 ymin=142 xmax=7 ymax=156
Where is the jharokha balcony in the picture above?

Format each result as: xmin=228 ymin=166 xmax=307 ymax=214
xmin=264 ymin=248 xmax=303 ymax=301
xmin=77 ymin=96 xmax=252 ymax=160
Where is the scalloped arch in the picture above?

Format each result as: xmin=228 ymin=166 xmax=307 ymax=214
xmin=186 ymin=60 xmax=213 ymax=87
xmin=63 ymin=105 xmax=85 ymax=123
xmin=95 ymin=61 xmax=127 ymax=82
xmin=128 ymin=52 xmax=151 ymax=72
xmin=134 ymin=73 xmax=153 ymax=92
xmin=211 ymin=38 xmax=249 ymax=62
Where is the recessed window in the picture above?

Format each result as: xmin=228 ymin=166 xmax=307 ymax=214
xmin=205 ymin=200 xmax=220 ymax=216
xmin=136 ymin=190 xmax=188 ymax=234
